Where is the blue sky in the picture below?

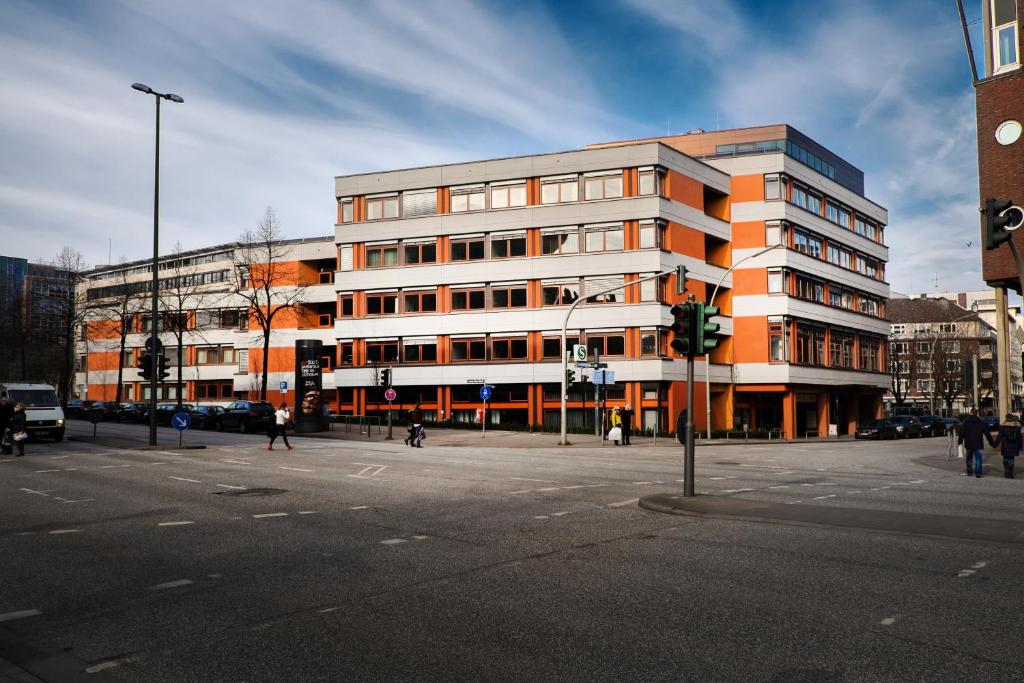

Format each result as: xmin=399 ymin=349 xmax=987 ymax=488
xmin=0 ymin=0 xmax=985 ymax=294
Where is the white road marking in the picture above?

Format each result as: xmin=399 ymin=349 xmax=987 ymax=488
xmin=910 ymin=479 xmax=928 ymax=484
xmin=100 ymin=465 xmax=131 ymax=469
xmin=550 ymin=511 xmax=571 ymax=517
xmin=767 ymin=485 xmax=788 ymax=489
xmin=279 ymin=467 xmax=314 ymax=473
xmin=812 ymin=494 xmax=837 ymax=500
xmin=253 ymin=513 xmax=288 ymax=518
xmin=723 ymin=488 xmax=755 ymax=494
xmin=149 ymin=579 xmax=193 ymax=590
xmin=220 ymin=459 xmax=251 ymax=465
xmin=561 ymin=484 xmax=604 ymax=489
xmin=739 ymin=464 xmax=786 ymax=469
xmin=150 ymin=462 xmax=169 ymax=466
xmin=158 ymin=521 xmax=194 ymax=527
xmin=412 ymin=535 xmax=429 ymax=540
xmin=215 ymin=484 xmax=247 ymax=490
xmin=536 ymin=487 xmax=560 ymax=492
xmin=156 ymin=451 xmax=180 ymax=457
xmin=509 ymin=490 xmax=531 ymax=495
xmin=349 ymin=505 xmax=369 ymax=510
xmin=0 ymin=609 xmax=41 ymax=623
xmin=533 ymin=515 xmax=549 ymax=520
xmin=880 ymin=617 xmax=896 ymax=626
xmin=972 ymin=561 xmax=989 ymax=569
xmin=785 ymin=501 xmax=803 ymax=505
xmin=298 ymin=511 xmax=318 ymax=515
xmin=848 ymin=491 xmax=862 ymax=495
xmin=35 ymin=469 xmax=62 ymax=473
xmin=958 ymin=569 xmax=976 ymax=578
xmin=380 ymin=538 xmax=407 ymax=545
xmin=169 ymin=476 xmax=201 ymax=483
xmin=511 ymin=477 xmax=559 ymax=483
xmin=318 ymin=607 xmax=339 ymax=613
xmin=631 ymin=481 xmax=655 ymax=485
xmin=606 ymin=499 xmax=639 ymax=508
xmin=61 ymin=499 xmax=93 ymax=504
xmin=49 ymin=529 xmax=82 ymax=534
xmin=20 ymin=488 xmax=55 ymax=496
xmin=49 ymin=455 xmax=70 ymax=459
xmin=85 ymin=661 xmax=120 ymax=673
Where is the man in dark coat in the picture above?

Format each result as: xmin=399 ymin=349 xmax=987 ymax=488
xmin=0 ymin=395 xmax=13 ymax=455
xmin=620 ymin=404 xmax=634 ymax=445
xmin=958 ymin=409 xmax=992 ymax=478
xmin=991 ymin=414 xmax=1022 ymax=478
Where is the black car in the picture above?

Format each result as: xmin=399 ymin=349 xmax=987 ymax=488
xmin=220 ymin=401 xmax=275 ymax=433
xmin=890 ymin=415 xmax=923 ymax=439
xmin=917 ymin=415 xmax=945 ymax=437
xmin=943 ymin=417 xmax=959 ymax=434
xmin=89 ymin=401 xmax=122 ymax=421
xmin=116 ymin=402 xmax=148 ymax=423
xmin=64 ymin=399 xmax=94 ymax=419
xmin=153 ymin=403 xmax=194 ymax=426
xmin=189 ymin=405 xmax=226 ymax=430
xmin=855 ymin=419 xmax=898 ymax=440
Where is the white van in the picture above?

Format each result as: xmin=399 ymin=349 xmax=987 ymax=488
xmin=0 ymin=383 xmax=65 ymax=442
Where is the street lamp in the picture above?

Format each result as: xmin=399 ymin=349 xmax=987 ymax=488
xmin=132 ymin=83 xmax=183 ymax=446
xmin=705 ymin=243 xmax=784 ymax=438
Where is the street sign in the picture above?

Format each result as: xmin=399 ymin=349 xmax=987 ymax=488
xmin=384 ymin=388 xmax=397 ymax=402
xmin=479 ymin=385 xmax=492 ymax=401
xmin=575 ymin=361 xmax=608 ymax=369
xmin=171 ymin=412 xmax=191 ymax=431
xmin=593 ymin=370 xmax=616 ymax=385
xmin=573 ymin=344 xmax=587 ymax=364
xmin=280 ymin=380 xmax=288 ymax=392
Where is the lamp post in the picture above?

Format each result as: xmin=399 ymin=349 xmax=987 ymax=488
xmin=705 ymin=243 xmax=784 ymax=438
xmin=131 ymin=83 xmax=183 ymax=446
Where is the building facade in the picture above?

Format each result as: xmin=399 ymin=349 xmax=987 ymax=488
xmin=333 ymin=126 xmax=891 ymax=438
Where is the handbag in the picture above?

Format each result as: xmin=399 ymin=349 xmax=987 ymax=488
xmin=957 ymin=443 xmax=965 ymax=459
xmin=608 ymin=426 xmax=622 ymax=442
xmin=13 ymin=431 xmax=29 ymax=442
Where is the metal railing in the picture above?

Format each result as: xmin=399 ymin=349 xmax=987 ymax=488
xmin=330 ymin=414 xmax=382 ymax=437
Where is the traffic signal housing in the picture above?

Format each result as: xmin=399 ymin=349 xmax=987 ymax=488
xmin=669 ymin=303 xmax=696 ymax=357
xmin=566 ymin=368 xmax=576 ymax=387
xmin=380 ymin=368 xmax=391 ymax=387
xmin=697 ymin=303 xmax=722 ymax=354
xmin=157 ymin=354 xmax=171 ymax=381
xmin=139 ymin=352 xmax=153 ymax=381
xmin=984 ymin=198 xmax=1024 ymax=250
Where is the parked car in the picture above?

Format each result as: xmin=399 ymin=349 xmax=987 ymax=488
xmin=189 ymin=405 xmax=226 ymax=430
xmin=917 ymin=415 xmax=945 ymax=437
xmin=64 ymin=399 xmax=94 ymax=419
xmin=220 ymin=401 xmax=275 ymax=433
xmin=115 ymin=402 xmax=149 ymax=423
xmin=153 ymin=403 xmax=194 ymax=426
xmin=88 ymin=401 xmax=122 ymax=421
xmin=891 ymin=415 xmax=923 ymax=439
xmin=855 ymin=419 xmax=898 ymax=440
xmin=943 ymin=417 xmax=960 ymax=434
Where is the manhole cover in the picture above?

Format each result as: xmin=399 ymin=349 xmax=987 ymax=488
xmin=212 ymin=488 xmax=287 ymax=497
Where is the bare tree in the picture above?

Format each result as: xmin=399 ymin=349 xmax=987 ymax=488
xmin=231 ymin=207 xmax=306 ymax=400
xmin=888 ymin=339 xmax=915 ymax=409
xmin=40 ymin=247 xmax=90 ymax=401
xmin=88 ymin=261 xmax=146 ymax=403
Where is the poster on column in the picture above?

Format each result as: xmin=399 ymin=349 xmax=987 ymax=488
xmin=294 ymin=339 xmax=325 ymax=432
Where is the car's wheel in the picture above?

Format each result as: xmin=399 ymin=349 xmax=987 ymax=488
xmin=239 ymin=421 xmax=249 ymax=434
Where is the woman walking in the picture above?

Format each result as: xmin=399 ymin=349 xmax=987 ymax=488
xmin=991 ymin=413 xmax=1022 ymax=478
xmin=268 ymin=403 xmax=294 ymax=451
xmin=9 ymin=403 xmax=28 ymax=457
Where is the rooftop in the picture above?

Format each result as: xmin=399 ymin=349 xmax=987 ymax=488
xmin=888 ymin=296 xmax=990 ymax=327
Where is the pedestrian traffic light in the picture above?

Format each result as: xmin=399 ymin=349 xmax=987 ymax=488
xmin=566 ymin=368 xmax=576 ymax=387
xmin=380 ymin=368 xmax=391 ymax=387
xmin=157 ymin=354 xmax=171 ymax=381
xmin=139 ymin=352 xmax=153 ymax=381
xmin=984 ymin=198 xmax=1024 ymax=250
xmin=697 ymin=303 xmax=722 ymax=354
xmin=669 ymin=303 xmax=695 ymax=357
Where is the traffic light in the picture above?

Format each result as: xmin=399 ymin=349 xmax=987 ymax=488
xmin=676 ymin=264 xmax=688 ymax=295
xmin=157 ymin=354 xmax=171 ymax=381
xmin=669 ymin=303 xmax=695 ymax=357
xmin=380 ymin=368 xmax=391 ymax=387
xmin=984 ymin=198 xmax=1024 ymax=250
xmin=566 ymin=368 xmax=576 ymax=387
xmin=697 ymin=303 xmax=722 ymax=354
xmin=139 ymin=352 xmax=153 ymax=381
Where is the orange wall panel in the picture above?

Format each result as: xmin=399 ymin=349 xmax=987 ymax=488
xmin=732 ymin=316 xmax=770 ymax=363
xmin=665 ymin=171 xmax=704 ymax=210
xmin=732 ymin=221 xmax=766 ymax=249
xmin=732 ymin=268 xmax=767 ymax=295
xmin=667 ymin=222 xmax=706 ymax=259
xmin=731 ymin=174 xmax=764 ymax=202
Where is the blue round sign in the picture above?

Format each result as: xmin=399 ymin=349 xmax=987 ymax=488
xmin=479 ymin=385 xmax=492 ymax=401
xmin=171 ymin=412 xmax=192 ymax=431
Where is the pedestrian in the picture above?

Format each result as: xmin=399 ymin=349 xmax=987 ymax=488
xmin=268 ymin=402 xmax=294 ymax=451
xmin=0 ymin=394 xmax=13 ymax=455
xmin=9 ymin=403 xmax=28 ymax=457
xmin=620 ymin=403 xmax=634 ymax=445
xmin=407 ymin=403 xmax=424 ymax=448
xmin=957 ymin=409 xmax=991 ymax=478
xmin=609 ymin=407 xmax=623 ymax=445
xmin=991 ymin=413 xmax=1022 ymax=478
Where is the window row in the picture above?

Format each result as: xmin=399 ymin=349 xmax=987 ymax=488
xmin=766 ymin=221 xmax=884 ymax=281
xmin=768 ymin=319 xmax=884 ymax=371
xmin=767 ymin=269 xmax=885 ymax=318
xmin=764 ymin=174 xmax=883 ymax=243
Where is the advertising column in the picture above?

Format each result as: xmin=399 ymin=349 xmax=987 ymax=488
xmin=295 ymin=339 xmax=325 ymax=433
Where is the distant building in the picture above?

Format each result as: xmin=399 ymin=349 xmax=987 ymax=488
xmin=0 ymin=254 xmax=72 ymax=383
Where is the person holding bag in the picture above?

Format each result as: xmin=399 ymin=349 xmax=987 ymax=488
xmin=268 ymin=403 xmax=294 ymax=451
xmin=9 ymin=403 xmax=28 ymax=457
xmin=608 ymin=407 xmax=623 ymax=446
xmin=991 ymin=413 xmax=1022 ymax=478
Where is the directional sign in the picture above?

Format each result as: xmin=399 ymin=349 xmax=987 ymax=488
xmin=573 ymin=344 xmax=588 ymax=364
xmin=384 ymin=388 xmax=397 ymax=402
xmin=280 ymin=380 xmax=288 ymax=392
xmin=593 ymin=370 xmax=616 ymax=385
xmin=479 ymin=385 xmax=493 ymax=401
xmin=171 ymin=412 xmax=192 ymax=431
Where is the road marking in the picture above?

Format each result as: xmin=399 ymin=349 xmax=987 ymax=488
xmin=20 ymin=488 xmax=55 ymax=496
xmin=157 ymin=451 xmax=180 ymax=457
xmin=35 ymin=469 xmax=62 ymax=473
xmin=739 ymin=464 xmax=786 ymax=469
xmin=550 ymin=511 xmax=571 ymax=517
xmin=910 ymin=479 xmax=928 ymax=484
xmin=220 ymin=459 xmax=251 ymax=465
xmin=62 ymin=499 xmax=93 ymax=504
xmin=631 ymin=481 xmax=655 ymax=485
xmin=216 ymin=484 xmax=247 ymax=490
xmin=380 ymin=538 xmax=407 ymax=545
xmin=412 ymin=535 xmax=429 ymax=540
xmin=848 ymin=491 xmax=862 ymax=495
xmin=767 ymin=485 xmax=788 ymax=489
xmin=279 ymin=467 xmax=314 ymax=473
xmin=85 ymin=661 xmax=120 ymax=673
xmin=350 ymin=464 xmax=388 ymax=477
xmin=511 ymin=477 xmax=559 ymax=483
xmin=533 ymin=515 xmax=549 ymax=520
xmin=509 ymin=490 xmax=531 ymax=495
xmin=561 ymin=484 xmax=604 ymax=489
xmin=536 ymin=487 xmax=560 ymax=492
xmin=606 ymin=499 xmax=639 ymax=508
xmin=158 ymin=521 xmax=194 ymax=527
xmin=958 ymin=569 xmax=976 ymax=578
xmin=298 ymin=511 xmax=318 ymax=515
xmin=880 ymin=617 xmax=896 ymax=626
xmin=0 ymin=609 xmax=41 ymax=623
xmin=49 ymin=529 xmax=82 ymax=534
xmin=349 ymin=505 xmax=369 ymax=510
xmin=253 ymin=513 xmax=288 ymax=518
xmin=318 ymin=607 xmax=339 ymax=613
xmin=723 ymin=488 xmax=755 ymax=494
xmin=169 ymin=476 xmax=201 ymax=483
xmin=972 ymin=561 xmax=989 ymax=569
xmin=785 ymin=501 xmax=803 ymax=505
xmin=49 ymin=455 xmax=70 ymax=459
xmin=149 ymin=579 xmax=193 ymax=590
xmin=150 ymin=462 xmax=168 ymax=466
xmin=812 ymin=494 xmax=837 ymax=500
xmin=100 ymin=464 xmax=131 ymax=469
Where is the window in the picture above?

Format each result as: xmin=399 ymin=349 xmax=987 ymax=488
xmin=366 ymin=292 xmax=399 ymax=315
xmin=916 ymin=341 xmax=930 ymax=354
xmin=491 ymin=337 xmax=529 ymax=360
xmin=638 ymin=167 xmax=664 ymax=196
xmin=122 ymin=349 xmax=133 ymax=367
xmin=403 ymin=339 xmax=437 ymax=363
xmin=404 ymin=242 xmax=436 ymax=265
xmin=938 ymin=322 xmax=958 ymax=334
xmin=338 ymin=343 xmax=353 ymax=366
xmin=451 ymin=338 xmax=487 ymax=361
xmin=366 ymin=195 xmax=399 ymax=220
xmin=827 ymin=245 xmax=851 ymax=269
xmin=542 ymin=335 xmax=579 ymax=359
xmin=197 ymin=346 xmax=233 ymax=364
xmin=640 ymin=329 xmax=662 ymax=356
xmin=584 ymin=276 xmax=623 ymax=303
xmin=338 ymin=295 xmax=354 ymax=317
xmin=339 ymin=198 xmax=354 ymax=223
xmin=583 ymin=172 xmax=623 ymax=200
xmin=584 ymin=224 xmax=624 ymax=252
xmin=451 ymin=288 xmax=486 ymax=311
xmin=795 ymin=275 xmax=824 ymax=303
xmin=639 ymin=275 xmax=663 ymax=302
xmin=765 ymin=221 xmax=787 ymax=246
xmin=542 ymin=280 xmax=581 ymax=306
xmin=795 ymin=324 xmax=824 ymax=365
xmin=489 ymin=181 xmax=527 ymax=209
xmin=366 ymin=341 xmax=399 ymax=364
xmin=450 ymin=185 xmax=485 ymax=213
xmin=826 ymin=202 xmax=839 ymax=224
xmin=993 ymin=0 xmax=1019 ymax=72
xmin=860 ymin=337 xmax=881 ymax=371
xmin=450 ymin=236 xmax=486 ymax=261
xmin=402 ymin=188 xmax=437 ymax=218
xmin=830 ymin=331 xmax=855 ymax=368
xmin=365 ymin=245 xmax=399 ymax=268
xmin=768 ymin=269 xmax=786 ymax=293
xmin=891 ymin=325 xmax=906 ymax=335
xmin=859 ymin=296 xmax=879 ymax=317
xmin=339 ymin=245 xmax=353 ymax=272
xmin=855 ymin=216 xmax=878 ymax=241
xmin=791 ymin=185 xmax=808 ymax=210
xmin=892 ymin=341 xmax=908 ymax=353
xmin=764 ymin=174 xmax=784 ymax=201
xmin=540 ymin=175 xmax=579 ymax=204
xmin=942 ymin=341 xmax=961 ymax=353
xmin=829 ymin=287 xmax=853 ymax=310
xmin=491 ymin=233 xmax=527 ymax=258
xmin=793 ymin=231 xmax=822 ymax=258
xmin=403 ymin=291 xmax=437 ymax=313
xmin=917 ymin=379 xmax=933 ymax=393
xmin=638 ymin=220 xmax=665 ymax=249
xmin=541 ymin=228 xmax=579 ymax=255
xmin=770 ymin=321 xmax=790 ymax=362
xmin=491 ymin=285 xmax=528 ymax=309
xmin=586 ymin=333 xmax=626 ymax=357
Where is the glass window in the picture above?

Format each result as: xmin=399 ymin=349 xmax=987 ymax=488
xmin=403 ymin=291 xmax=436 ymax=313
xmin=764 ymin=174 xmax=782 ymax=200
xmin=638 ymin=168 xmax=663 ymax=196
xmin=765 ymin=221 xmax=787 ymax=246
xmin=827 ymin=245 xmax=851 ymax=269
xmin=451 ymin=339 xmax=487 ymax=361
xmin=793 ymin=231 xmax=822 ymax=258
xmin=769 ymin=322 xmax=789 ymax=362
xmin=450 ymin=238 xmax=486 ymax=261
xmin=639 ymin=221 xmax=664 ymax=249
xmin=584 ymin=173 xmax=623 ymax=200
xmin=993 ymin=0 xmax=1019 ymax=70
xmin=542 ymin=230 xmax=578 ymax=255
xmin=366 ymin=342 xmax=399 ymax=364
xmin=542 ymin=281 xmax=581 ymax=306
xmin=366 ymin=246 xmax=398 ymax=268
xmin=404 ymin=243 xmax=437 ymax=265
xmin=491 ymin=234 xmax=527 ymax=258
xmin=491 ymin=286 xmax=528 ymax=308
xmin=640 ymin=329 xmax=660 ymax=356
xmin=451 ymin=289 xmax=486 ymax=311
xmin=340 ymin=199 xmax=354 ymax=223
xmin=404 ymin=342 xmax=437 ymax=363
xmin=490 ymin=183 xmax=527 ymax=209
xmin=338 ymin=343 xmax=353 ymax=365
xmin=542 ymin=336 xmax=579 ymax=359
xmin=584 ymin=225 xmax=624 ymax=252
xmin=450 ymin=186 xmax=485 ymax=213
xmin=791 ymin=185 xmax=808 ymax=210
xmin=366 ymin=196 xmax=399 ymax=220
xmin=491 ymin=338 xmax=529 ymax=360
xmin=768 ymin=269 xmax=785 ymax=293
xmin=540 ymin=176 xmax=579 ymax=204
xmin=587 ymin=334 xmax=625 ymax=357
xmin=339 ymin=295 xmax=354 ymax=317
xmin=366 ymin=293 xmax=398 ymax=315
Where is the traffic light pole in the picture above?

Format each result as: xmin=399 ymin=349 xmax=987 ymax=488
xmin=684 ymin=350 xmax=696 ymax=497
xmin=148 ymin=96 xmax=161 ymax=447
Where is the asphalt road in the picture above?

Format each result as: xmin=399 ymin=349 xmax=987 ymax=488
xmin=2 ymin=422 xmax=1023 ymax=681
